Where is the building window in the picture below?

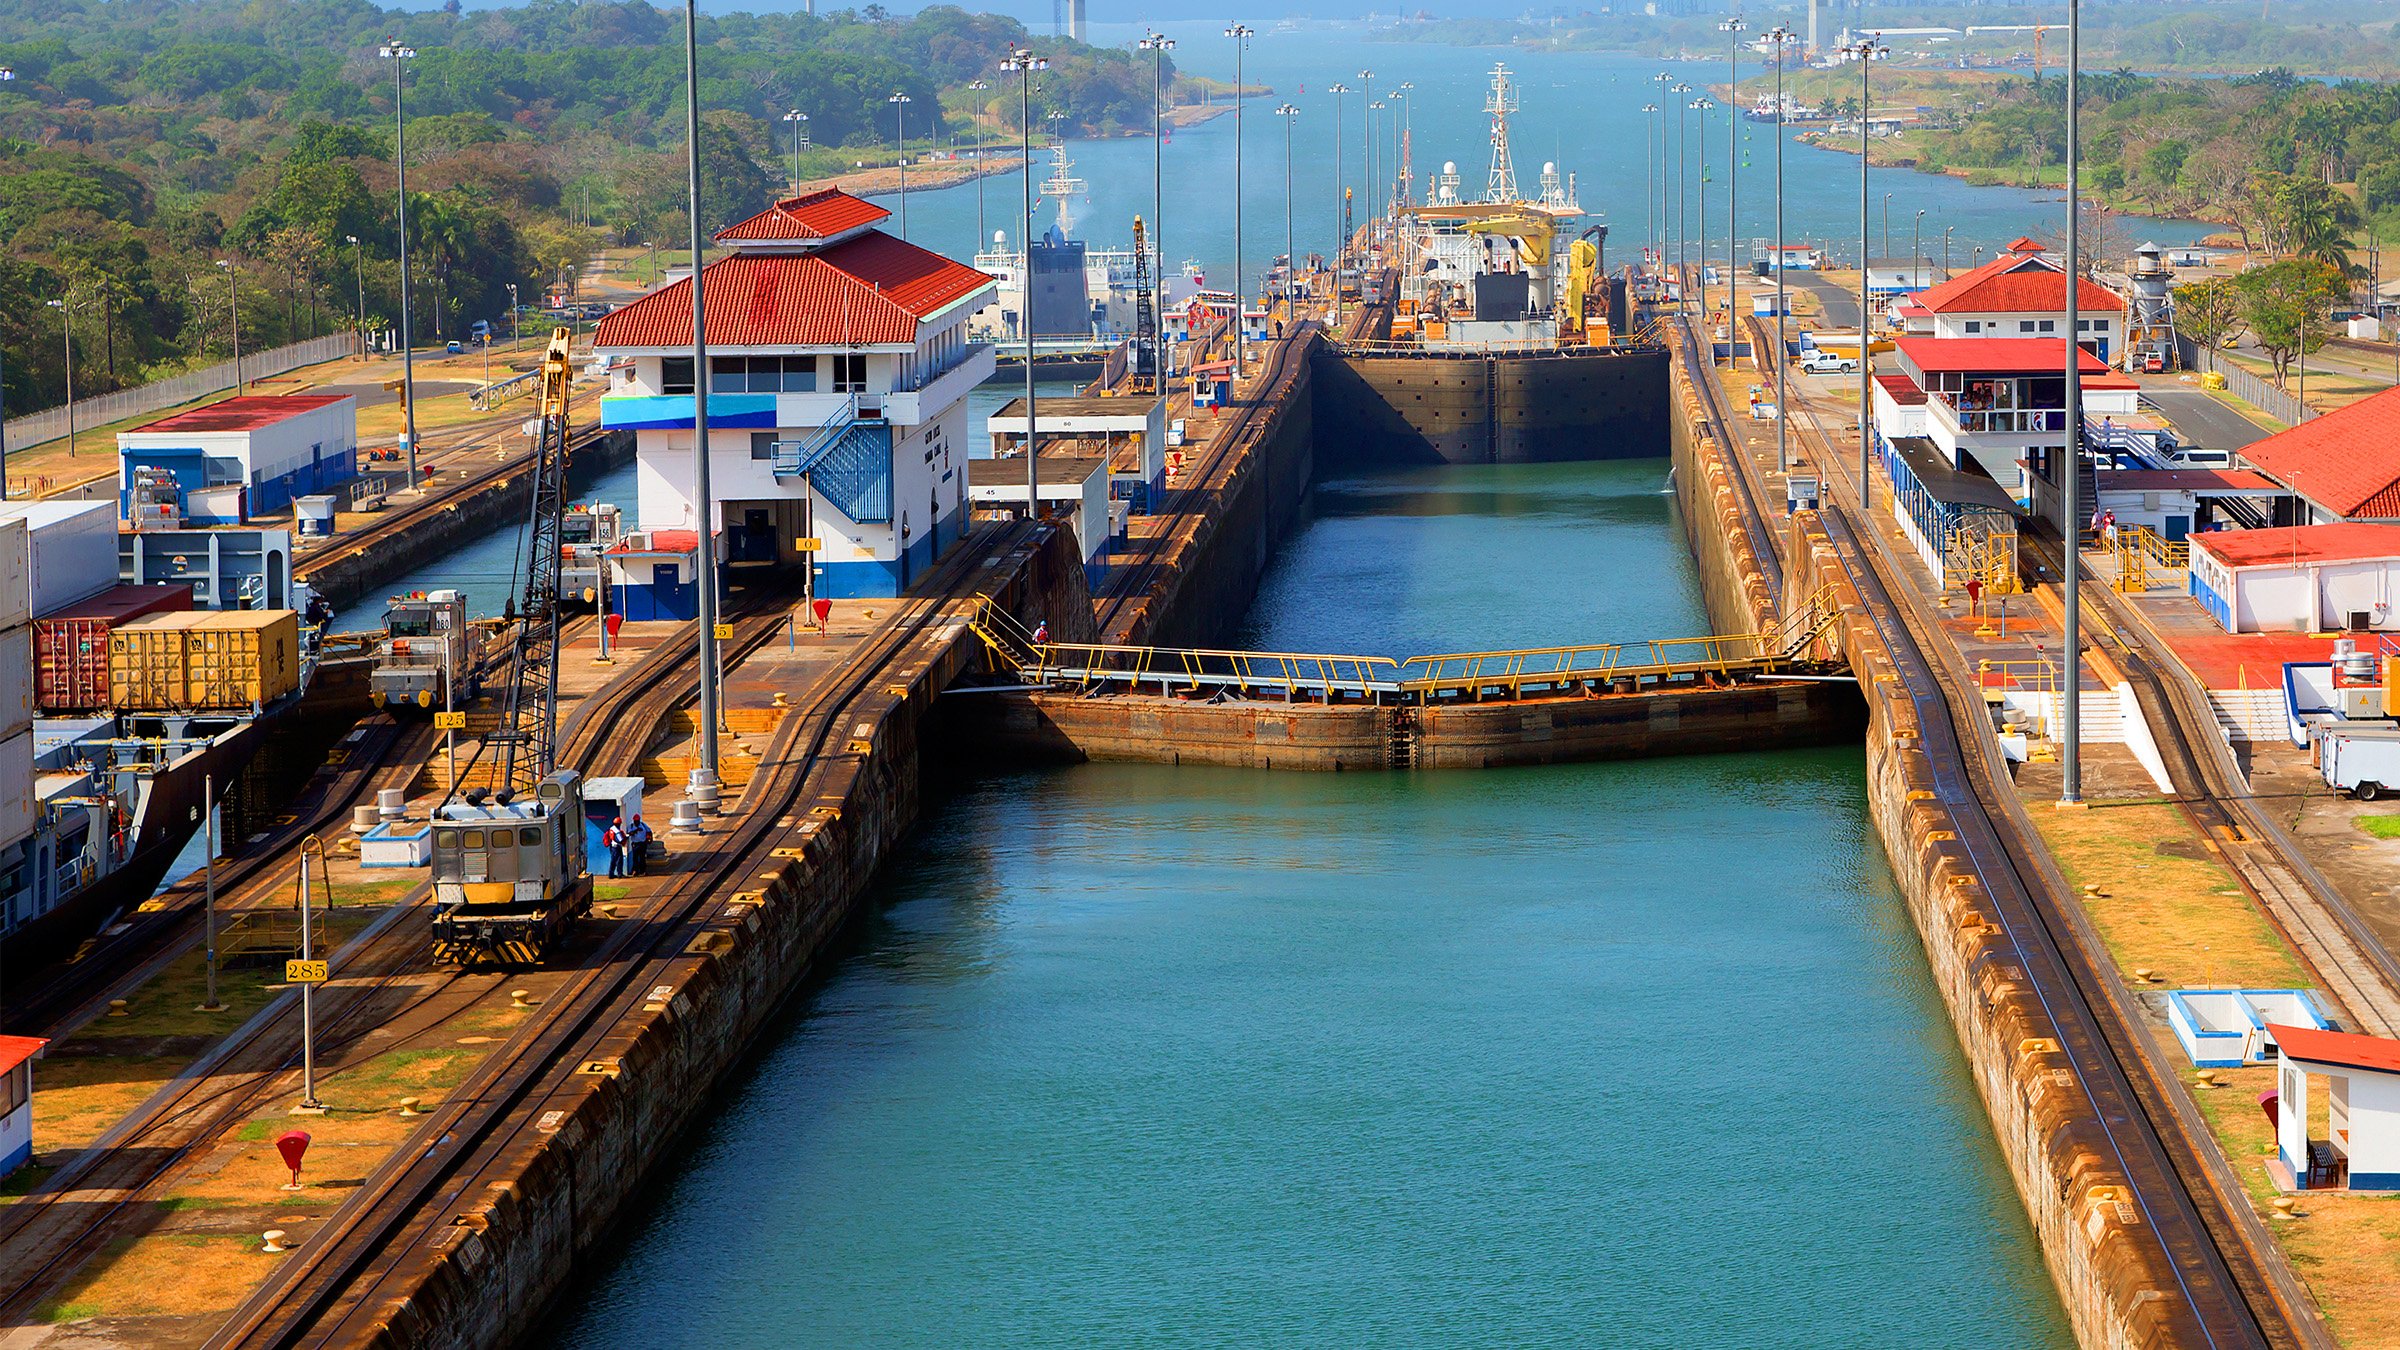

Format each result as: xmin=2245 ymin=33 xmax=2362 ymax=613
xmin=2018 ymin=320 xmax=2036 ymax=333
xmin=1964 ymin=320 xmax=1982 ymax=334
xmin=751 ymin=432 xmax=778 ymax=461
xmin=2076 ymin=319 xmax=2092 ymax=332
xmin=712 ymin=355 xmax=818 ymax=393
xmin=2038 ymin=320 xmax=2055 ymax=333
xmin=832 ymin=354 xmax=867 ymax=393
xmin=661 ymin=357 xmax=695 ymax=395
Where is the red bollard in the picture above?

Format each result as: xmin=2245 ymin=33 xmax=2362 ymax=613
xmin=276 ymin=1130 xmax=311 ymax=1191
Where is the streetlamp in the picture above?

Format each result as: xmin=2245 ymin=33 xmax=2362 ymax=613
xmin=1692 ymin=96 xmax=1714 ymax=337
xmin=379 ymin=37 xmax=422 ymax=486
xmin=0 ymin=66 xmax=11 ymax=491
xmin=1767 ymin=25 xmax=1796 ymax=473
xmin=1277 ymin=103 xmax=1300 ymax=311
xmin=345 ymin=235 xmax=366 ymax=361
xmin=966 ymin=80 xmax=990 ymax=247
xmin=45 ymin=297 xmax=72 ymax=461
xmin=1327 ymin=83 xmax=1351 ymax=258
xmin=216 ymin=259 xmax=242 ymax=393
xmin=1137 ymin=31 xmax=1171 ymax=350
xmin=1672 ymin=82 xmax=1693 ymax=319
xmin=1652 ymin=72 xmax=1673 ymax=267
xmin=1228 ymin=24 xmax=1255 ymax=381
xmin=1913 ymin=209 xmax=1925 ymax=292
xmin=1882 ymin=191 xmax=1892 ymax=260
xmin=1396 ymin=81 xmax=1415 ymax=207
xmin=1842 ymin=34 xmax=1890 ymax=513
xmin=889 ymin=93 xmax=913 ymax=240
xmin=2061 ymin=0 xmax=2087 ymax=806
xmin=1642 ymin=103 xmax=1659 ymax=267
xmin=1368 ymin=99 xmax=1384 ymax=222
xmin=1358 ymin=68 xmax=1373 ymax=218
xmin=782 ymin=109 xmax=809 ymax=194
xmin=1000 ymin=46 xmax=1048 ymax=523
xmin=1943 ymin=224 xmax=1954 ymax=279
xmin=506 ymin=281 xmax=520 ymax=350
xmin=679 ymin=0 xmax=722 ymax=816
xmin=1722 ymin=16 xmax=1747 ymax=367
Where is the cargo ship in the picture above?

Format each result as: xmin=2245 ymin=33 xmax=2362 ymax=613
xmin=0 ymin=498 xmax=319 ymax=986
xmin=970 ymin=141 xmax=1202 ymax=357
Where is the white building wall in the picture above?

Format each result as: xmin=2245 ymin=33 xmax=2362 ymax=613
xmin=1933 ymin=310 xmax=2116 ymax=342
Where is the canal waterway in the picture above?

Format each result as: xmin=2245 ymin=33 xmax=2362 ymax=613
xmin=877 ymin=23 xmax=2209 ymax=302
xmin=541 ymin=458 xmax=2075 ymax=1347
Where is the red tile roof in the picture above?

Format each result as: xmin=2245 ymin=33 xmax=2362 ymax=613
xmin=1913 ymin=253 xmax=2123 ymax=316
xmin=1874 ymin=373 xmax=1926 ymax=405
xmin=1893 ymin=336 xmax=2109 ymax=375
xmin=714 ymin=189 xmax=891 ymax=243
xmin=2234 ymin=383 xmax=2400 ymax=519
xmin=0 ymin=1035 xmax=44 ymax=1076
xmin=2192 ymin=523 xmax=2400 ymax=569
xmin=128 ymin=395 xmax=349 ymax=436
xmin=592 ymin=231 xmax=992 ymax=350
xmin=2269 ymin=1023 xmax=2400 ymax=1076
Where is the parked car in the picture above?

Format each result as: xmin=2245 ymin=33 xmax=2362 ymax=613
xmin=1798 ymin=351 xmax=1858 ymax=375
xmin=445 ymin=339 xmax=464 ymax=354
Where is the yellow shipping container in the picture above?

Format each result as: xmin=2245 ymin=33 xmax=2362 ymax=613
xmin=183 ymin=610 xmax=300 ymax=710
xmin=109 ymin=612 xmax=208 ymax=711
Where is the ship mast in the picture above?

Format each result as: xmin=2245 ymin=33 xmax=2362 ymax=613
xmin=1484 ymin=63 xmax=1520 ymax=204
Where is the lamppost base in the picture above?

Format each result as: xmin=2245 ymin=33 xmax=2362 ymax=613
xmin=289 ymin=1100 xmax=328 ymax=1116
xmin=687 ymin=768 xmax=722 ymax=816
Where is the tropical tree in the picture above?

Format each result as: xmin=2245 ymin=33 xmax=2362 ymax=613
xmin=2234 ymin=258 xmax=2342 ymax=387
xmin=2172 ymin=277 xmax=2241 ymax=351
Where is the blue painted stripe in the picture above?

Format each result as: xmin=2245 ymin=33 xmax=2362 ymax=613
xmin=2347 ymin=1171 xmax=2400 ymax=1191
xmin=601 ymin=394 xmax=778 ymax=431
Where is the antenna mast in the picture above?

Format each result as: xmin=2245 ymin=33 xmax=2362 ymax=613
xmin=1484 ymin=64 xmax=1521 ymax=203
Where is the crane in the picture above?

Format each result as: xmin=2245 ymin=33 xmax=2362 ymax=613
xmin=1132 ymin=214 xmax=1158 ymax=394
xmin=1964 ymin=25 xmax=2064 ymax=80
xmin=489 ymin=325 xmax=575 ymax=795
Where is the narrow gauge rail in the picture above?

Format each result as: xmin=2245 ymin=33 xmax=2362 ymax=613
xmin=1093 ymin=319 xmax=1321 ymax=641
xmin=0 ymin=591 xmax=793 ymax=1323
xmin=1 ymin=716 xmax=436 ymax=1038
xmin=207 ymin=520 xmax=1036 ymax=1349
xmin=1700 ymin=320 xmax=2301 ymax=1346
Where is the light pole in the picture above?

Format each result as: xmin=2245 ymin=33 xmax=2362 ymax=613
xmin=1137 ymin=35 xmax=1170 ymax=316
xmin=1672 ymin=82 xmax=1693 ymax=319
xmin=216 ymin=259 xmax=241 ymax=393
xmin=1358 ymin=68 xmax=1373 ymax=217
xmin=1692 ymin=96 xmax=1714 ymax=337
xmin=506 ymin=281 xmax=520 ymax=350
xmin=1396 ymin=81 xmax=1414 ymax=207
xmin=1278 ymin=103 xmax=1299 ymax=311
xmin=346 ymin=235 xmax=366 ymax=361
xmin=1913 ymin=209 xmax=1925 ymax=291
xmin=380 ymin=37 xmax=420 ymax=487
xmin=1652 ymin=72 xmax=1672 ymax=268
xmin=2061 ymin=0 xmax=2086 ymax=805
xmin=1768 ymin=25 xmax=1795 ymax=473
xmin=45 ymin=297 xmax=72 ymax=460
xmin=1641 ymin=103 xmax=1660 ymax=266
xmin=0 ymin=67 xmax=10 ymax=492
xmin=889 ymin=93 xmax=912 ymax=240
xmin=1229 ymin=24 xmax=1255 ymax=381
xmin=1001 ymin=46 xmax=1048 ymax=522
xmin=680 ymin=0 xmax=721 ymax=815
xmin=1723 ymin=17 xmax=1746 ymax=366
xmin=1844 ymin=35 xmax=1889 ymax=513
xmin=1882 ymin=191 xmax=1892 ymax=260
xmin=967 ymin=81 xmax=990 ymax=247
xmin=782 ymin=109 xmax=809 ymax=194
xmin=1327 ymin=83 xmax=1351 ymax=259
xmin=1943 ymin=224 xmax=1954 ymax=279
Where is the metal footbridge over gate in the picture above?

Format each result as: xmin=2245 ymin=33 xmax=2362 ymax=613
xmin=967 ymin=592 xmax=1848 ymax=706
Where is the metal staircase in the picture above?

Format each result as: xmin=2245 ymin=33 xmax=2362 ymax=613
xmin=773 ymin=395 xmax=895 ymax=524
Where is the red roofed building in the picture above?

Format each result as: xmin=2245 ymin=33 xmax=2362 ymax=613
xmin=1872 ymin=336 xmax=2139 ymax=528
xmin=2234 ymin=382 xmax=2400 ymax=527
xmin=594 ymin=190 xmax=996 ymax=600
xmin=2188 ymin=523 xmax=2400 ymax=633
xmin=115 ymin=394 xmax=358 ymax=526
xmin=2270 ymin=1022 xmax=2400 ymax=1191
xmin=0 ymin=1035 xmax=45 ymax=1177
xmin=1912 ymin=240 xmax=2127 ymax=362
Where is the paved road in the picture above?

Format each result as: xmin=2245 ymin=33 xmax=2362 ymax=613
xmin=1796 ymin=274 xmax=1861 ymax=329
xmin=2138 ymin=383 xmax=2272 ymax=452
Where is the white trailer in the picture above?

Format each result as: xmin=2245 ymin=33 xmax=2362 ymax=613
xmin=2320 ymin=724 xmax=2400 ymax=800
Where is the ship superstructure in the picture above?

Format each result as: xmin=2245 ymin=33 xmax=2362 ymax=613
xmin=970 ymin=141 xmax=1200 ymax=352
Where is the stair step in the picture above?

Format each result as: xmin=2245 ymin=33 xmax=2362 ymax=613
xmin=639 ymin=754 xmax=760 ymax=789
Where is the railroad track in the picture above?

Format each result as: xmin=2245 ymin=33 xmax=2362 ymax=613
xmin=207 ymin=521 xmax=1033 ymax=1349
xmin=1092 ymin=320 xmax=1319 ymax=641
xmin=1676 ymin=314 xmax=1786 ymax=600
xmin=1686 ymin=321 xmax=2308 ymax=1346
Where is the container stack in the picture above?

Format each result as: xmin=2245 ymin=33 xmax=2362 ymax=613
xmin=108 ymin=609 xmax=301 ymax=713
xmin=34 ymin=584 xmax=195 ymax=713
xmin=0 ymin=502 xmax=121 ymax=853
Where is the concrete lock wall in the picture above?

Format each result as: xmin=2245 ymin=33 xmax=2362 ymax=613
xmin=1310 ymin=347 xmax=1671 ymax=469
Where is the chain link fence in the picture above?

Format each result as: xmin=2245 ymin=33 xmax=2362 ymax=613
xmin=2173 ymin=334 xmax=2312 ymax=426
xmin=3 ymin=332 xmax=357 ymax=455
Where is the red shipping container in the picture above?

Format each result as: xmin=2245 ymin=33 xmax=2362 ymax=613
xmin=36 ymin=583 xmax=194 ymax=712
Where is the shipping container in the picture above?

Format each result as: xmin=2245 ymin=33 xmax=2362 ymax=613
xmin=0 ymin=729 xmax=32 ymax=851
xmin=0 ymin=501 xmax=119 ymax=619
xmin=183 ymin=609 xmax=300 ymax=709
xmin=108 ymin=611 xmax=208 ymax=712
xmin=35 ymin=584 xmax=195 ymax=713
xmin=0 ymin=626 xmax=28 ymax=743
xmin=0 ymin=519 xmax=29 ymax=633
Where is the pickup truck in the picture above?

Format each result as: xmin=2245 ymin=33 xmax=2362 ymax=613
xmin=1798 ymin=351 xmax=1858 ymax=375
